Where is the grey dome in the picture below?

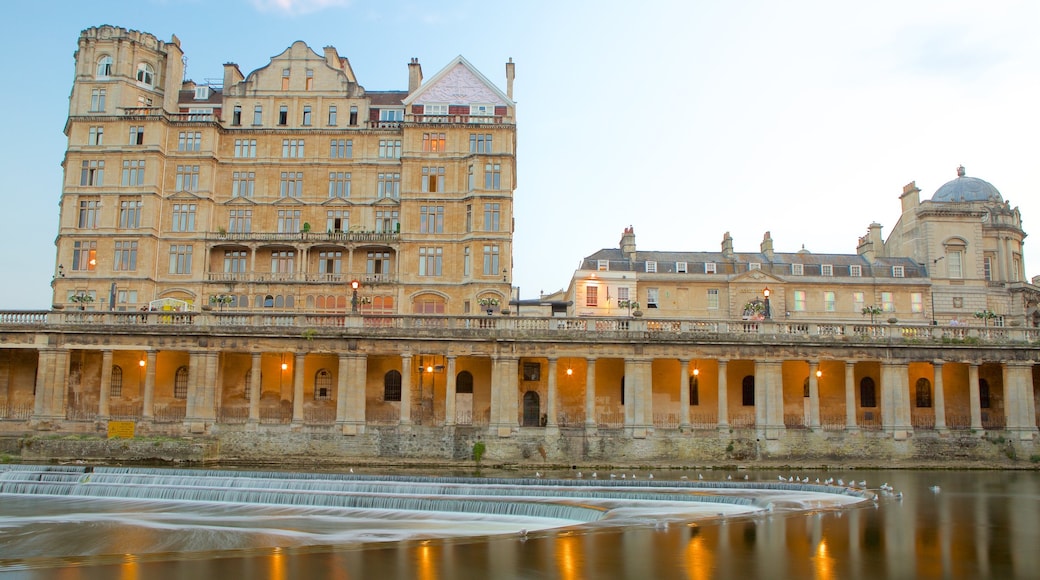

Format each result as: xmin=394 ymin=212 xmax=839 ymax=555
xmin=931 ymin=166 xmax=1002 ymax=203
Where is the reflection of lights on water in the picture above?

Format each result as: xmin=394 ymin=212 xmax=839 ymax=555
xmin=269 ymin=546 xmax=286 ymax=580
xmin=814 ymin=539 xmax=833 ymax=580
xmin=686 ymin=533 xmax=712 ymax=580
xmin=417 ymin=544 xmax=435 ymax=580
xmin=556 ymin=534 xmax=579 ymax=580
xmin=120 ymin=553 xmax=139 ymax=580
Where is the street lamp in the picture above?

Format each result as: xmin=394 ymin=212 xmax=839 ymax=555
xmin=350 ymin=280 xmax=360 ymax=313
xmin=763 ymin=287 xmax=771 ymax=319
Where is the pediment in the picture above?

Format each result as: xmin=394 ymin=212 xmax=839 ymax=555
xmin=404 ymin=56 xmax=513 ymax=107
xmin=166 ymin=190 xmax=204 ymax=201
xmin=731 ymin=269 xmax=786 ymax=285
xmin=373 ymin=197 xmax=400 ymax=207
xmin=272 ymin=197 xmax=304 ymax=206
xmin=320 ymin=197 xmax=354 ymax=207
xmin=222 ymin=196 xmax=258 ymax=206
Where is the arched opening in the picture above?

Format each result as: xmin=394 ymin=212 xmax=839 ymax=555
xmin=915 ymin=378 xmax=932 ymax=408
xmin=314 ymin=369 xmax=332 ymax=400
xmin=522 ymin=391 xmax=541 ymax=427
xmin=384 ymin=370 xmax=402 ymax=402
xmin=96 ymin=56 xmax=112 ymax=78
xmin=110 ymin=365 xmax=123 ymax=398
xmin=174 ymin=366 xmax=189 ymax=399
xmin=456 ymin=371 xmax=474 ymax=394
xmin=742 ymin=375 xmax=755 ymax=406
xmin=413 ymin=293 xmax=446 ymax=314
xmin=860 ymin=377 xmax=877 ymax=408
xmin=455 ymin=370 xmax=474 ymax=425
xmin=136 ymin=63 xmax=154 ymax=86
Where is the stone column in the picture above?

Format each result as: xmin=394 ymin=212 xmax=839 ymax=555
xmin=844 ymin=361 xmax=858 ymax=431
xmin=98 ymin=350 xmax=113 ymax=421
xmin=248 ymin=352 xmax=261 ymax=425
xmin=545 ymin=357 xmax=558 ymax=431
xmin=756 ymin=360 xmax=784 ymax=439
xmin=717 ymin=359 xmax=729 ymax=432
xmin=584 ymin=357 xmax=597 ymax=432
xmin=400 ymin=355 xmax=412 ymax=425
xmin=880 ymin=361 xmax=912 ymax=439
xmin=1004 ymin=362 xmax=1039 ymax=439
xmin=679 ymin=359 xmax=690 ymax=431
xmin=933 ymin=361 xmax=947 ymax=431
xmin=291 ymin=352 xmax=305 ymax=425
xmin=445 ymin=356 xmax=457 ymax=427
xmin=185 ymin=351 xmax=201 ymax=422
xmin=968 ymin=363 xmax=983 ymax=432
xmin=807 ymin=361 xmax=821 ymax=432
xmin=490 ymin=355 xmax=518 ymax=437
xmin=142 ymin=351 xmax=157 ymax=420
xmin=336 ymin=354 xmax=350 ymax=425
xmin=31 ymin=349 xmax=67 ymax=422
xmin=624 ymin=358 xmax=651 ymax=438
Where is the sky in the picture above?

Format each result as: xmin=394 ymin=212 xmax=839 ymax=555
xmin=1 ymin=0 xmax=1038 ymax=309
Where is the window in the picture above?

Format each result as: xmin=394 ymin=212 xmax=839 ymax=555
xmin=821 ymin=264 xmax=833 ymax=276
xmin=121 ymin=160 xmax=145 ymax=186
xmin=279 ymin=172 xmax=303 ymax=198
xmin=380 ymin=108 xmax=403 ymax=122
xmin=742 ymin=376 xmax=755 ymax=406
xmin=983 ymin=256 xmax=992 ymax=281
xmin=947 ymin=250 xmax=963 ymax=278
xmin=329 ymin=139 xmax=352 ymax=158
xmin=423 ymin=133 xmax=446 ymax=152
xmin=465 ymin=205 xmax=472 ymax=232
xmin=853 ymin=291 xmax=865 ymax=311
xmin=278 ymin=105 xmax=288 ymax=125
xmin=282 ymin=139 xmax=305 ymax=158
xmin=136 ymin=63 xmax=154 ymax=86
xmin=234 ymin=139 xmax=256 ymax=157
xmin=224 ymin=250 xmax=247 ymax=273
xmin=523 ymin=362 xmax=541 ymax=382
xmin=586 ymin=285 xmax=599 ymax=307
xmin=72 ymin=240 xmax=97 ymax=271
xmin=277 ymin=210 xmax=301 ymax=233
xmin=280 ymin=68 xmax=290 ymax=90
xmin=468 ymin=165 xmax=474 ymax=190
xmin=676 ymin=262 xmax=688 ymax=273
xmin=707 ymin=288 xmax=719 ymax=309
xmin=892 ymin=265 xmax=905 ymax=278
xmin=383 ymin=370 xmax=402 ymax=401
xmin=824 ymin=291 xmax=836 ymax=312
xmin=597 ymin=260 xmax=610 ymax=271
xmin=90 ymin=88 xmax=106 ymax=112
xmin=850 ymin=264 xmax=862 ymax=277
xmin=177 ymin=132 xmax=201 ymax=152
xmin=979 ymin=379 xmax=990 ymax=409
xmin=232 ymin=171 xmax=255 ymax=198
xmin=253 ymin=105 xmax=262 ymax=125
xmin=484 ymin=163 xmax=501 ymax=189
xmin=375 ymin=211 xmax=399 ymax=233
xmin=689 ymin=376 xmax=699 ymax=406
xmin=302 ymin=105 xmax=312 ymax=126
xmin=749 ymin=262 xmax=761 ymax=271
xmin=78 ymin=197 xmax=100 ymax=228
xmin=175 ymin=165 xmax=199 ymax=191
xmin=470 ymin=133 xmax=492 ymax=154
xmin=379 ymin=139 xmax=401 ymax=158
xmin=88 ymin=126 xmax=103 ymax=146
xmin=119 ymin=198 xmax=142 ymax=228
xmin=646 ymin=261 xmax=657 ymax=273
xmin=421 ymin=167 xmax=445 ymax=193
xmin=419 ymin=247 xmax=443 ymax=276
xmin=110 ymin=366 xmax=123 ymax=397
xmin=349 ymin=105 xmax=358 ymax=125
xmin=377 ymin=173 xmax=400 ymax=198
xmin=232 ymin=105 xmax=241 ymax=125
xmin=314 ymin=369 xmax=332 ymax=400
xmin=483 ymin=245 xmax=500 ymax=275
xmin=484 ymin=203 xmax=501 ymax=231
xmin=794 ymin=290 xmax=806 ymax=311
xmin=228 ymin=209 xmax=251 ymax=233
xmin=704 ymin=262 xmax=716 ymax=274
xmin=325 ymin=210 xmax=349 ymax=233
xmin=647 ymin=288 xmax=659 ymax=308
xmin=328 ymin=105 xmax=337 ymax=125
xmin=420 ymin=205 xmax=444 ymax=233
xmin=129 ymin=126 xmax=144 ymax=145
xmin=463 ymin=247 xmax=471 ymax=276
xmin=915 ymin=378 xmax=932 ymax=408
xmin=328 ymin=172 xmax=351 ymax=198
xmin=113 ymin=240 xmax=137 ymax=271
xmin=792 ymin=263 xmax=804 ymax=276
xmin=168 ymin=244 xmax=193 ymax=274
xmin=172 ymin=204 xmax=196 ymax=232
xmin=271 ymin=250 xmax=295 ymax=274
xmin=470 ymin=104 xmax=493 ymax=119
xmin=860 ymin=377 xmax=877 ymax=408
xmin=617 ymin=287 xmax=630 ymax=302
xmin=80 ymin=160 xmax=104 ymax=186
xmin=881 ymin=292 xmax=894 ymax=312
xmin=367 ymin=251 xmax=391 ymax=277
xmin=911 ymin=293 xmax=923 ymax=313
xmin=115 ymin=290 xmax=137 ymax=311
xmin=96 ymin=56 xmax=112 ymax=78
xmin=174 ymin=367 xmax=188 ymax=399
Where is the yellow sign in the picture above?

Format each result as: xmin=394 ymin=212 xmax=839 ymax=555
xmin=107 ymin=421 xmax=135 ymax=439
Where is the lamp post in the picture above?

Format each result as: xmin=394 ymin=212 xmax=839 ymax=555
xmin=763 ymin=287 xmax=771 ymax=319
xmin=350 ymin=279 xmax=360 ymax=313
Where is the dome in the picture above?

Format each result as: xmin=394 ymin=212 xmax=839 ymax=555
xmin=930 ymin=166 xmax=1002 ymax=203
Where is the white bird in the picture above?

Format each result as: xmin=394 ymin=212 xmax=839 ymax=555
xmin=535 ymin=472 xmax=542 ymax=478
xmin=631 ymin=474 xmax=637 ymax=479
xmin=895 ymin=492 xmax=903 ymax=499
xmin=592 ymin=472 xmax=598 ymax=478
xmin=680 ymin=475 xmax=689 ymax=480
xmin=648 ymin=473 xmax=654 ymax=479
xmin=803 ymin=477 xmax=810 ymax=483
xmin=576 ymin=472 xmax=582 ymax=478
xmin=837 ymin=479 xmax=845 ymax=486
xmin=744 ymin=475 xmax=749 ymax=480
xmin=610 ymin=473 xmax=617 ymax=479
xmin=519 ymin=529 xmax=528 ymax=540
xmin=815 ymin=478 xmax=820 ymax=484
xmin=621 ymin=474 xmax=626 ymax=479
xmin=727 ymin=475 xmax=732 ymax=480
xmin=349 ymin=468 xmax=354 ymax=473
xmin=859 ymin=480 xmax=867 ymax=488
xmin=779 ymin=475 xmax=787 ymax=482
xmin=930 ymin=485 xmax=941 ymax=494
xmin=698 ymin=473 xmax=704 ymax=480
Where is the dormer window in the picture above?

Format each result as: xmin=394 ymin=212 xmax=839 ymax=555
xmin=792 ymin=263 xmax=804 ymax=276
xmin=597 ymin=260 xmax=609 ymax=271
xmin=380 ymin=109 xmax=403 ymax=122
xmin=821 ymin=264 xmax=833 ymax=276
xmin=892 ymin=265 xmax=905 ymax=278
xmin=676 ymin=261 xmax=687 ymax=273
xmin=704 ymin=262 xmax=716 ymax=274
xmin=850 ymin=264 xmax=862 ymax=277
xmin=136 ymin=63 xmax=154 ymax=87
xmin=194 ymin=86 xmax=211 ymax=100
xmin=646 ymin=261 xmax=657 ymax=273
xmin=470 ymin=103 xmax=494 ymax=121
xmin=96 ymin=56 xmax=112 ymax=78
xmin=425 ymin=104 xmax=448 ymax=118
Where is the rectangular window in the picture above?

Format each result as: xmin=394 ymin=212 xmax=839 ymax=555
xmin=177 ymin=131 xmax=201 ymax=152
xmin=271 ymin=250 xmax=295 ymax=274
xmin=420 ymin=205 xmax=445 ymax=233
xmin=175 ymin=165 xmax=199 ymax=191
xmin=88 ymin=126 xmax=103 ymax=146
xmin=707 ymin=288 xmax=719 ymax=309
xmin=232 ymin=105 xmax=241 ymax=126
xmin=483 ymin=244 xmax=500 ymax=275
xmin=80 ymin=160 xmax=104 ymax=186
xmin=171 ymin=204 xmax=196 ymax=232
xmin=484 ymin=163 xmax=501 ymax=189
xmin=349 ymin=105 xmax=358 ymax=125
xmin=279 ymin=172 xmax=303 ymax=198
xmin=305 ymin=69 xmax=313 ymax=90
xmin=468 ymin=165 xmax=474 ymax=191
xmin=794 ymin=290 xmax=806 ymax=311
xmin=821 ymin=264 xmax=833 ymax=276
xmin=368 ymin=251 xmax=391 ymax=278
xmin=72 ymin=240 xmax=97 ymax=271
xmin=325 ymin=210 xmax=349 ymax=233
xmin=328 ymin=172 xmax=351 ymax=198
xmin=419 ymin=247 xmax=443 ymax=276
xmin=224 ymin=250 xmax=247 ymax=273
xmin=646 ymin=261 xmax=657 ymax=273
xmin=115 ymin=290 xmax=138 ymax=312
xmin=277 ymin=210 xmax=301 ymax=233
xmin=597 ymin=260 xmax=610 ymax=271
xmin=302 ymin=105 xmax=312 ymax=126
xmin=484 ymin=203 xmax=501 ymax=231
xmin=78 ymin=197 xmax=100 ymax=228
xmin=232 ymin=171 xmax=255 ymax=198
xmin=882 ymin=292 xmax=895 ymax=312
xmin=463 ymin=247 xmax=471 ymax=276
xmin=329 ymin=139 xmax=352 ymax=158
xmin=377 ymin=173 xmax=400 ymax=198
xmin=586 ymin=285 xmax=599 ymax=307
xmin=228 ymin=209 xmax=251 ymax=233
xmin=328 ymin=105 xmax=337 ymax=126
xmin=647 ymin=288 xmax=659 ymax=308
xmin=253 ymin=105 xmax=262 ymax=125
xmin=469 ymin=133 xmax=493 ymax=154
xmin=375 ymin=210 xmax=399 ymax=233
xmin=676 ymin=262 xmax=688 ymax=273
xmin=118 ymin=197 xmax=142 ymax=229
xmin=824 ymin=291 xmax=836 ymax=312
xmin=892 ymin=265 xmax=905 ymax=278
xmin=421 ymin=167 xmax=445 ymax=193
xmin=278 ymin=105 xmax=288 ymax=125
xmin=792 ymin=263 xmax=804 ymax=276
xmin=704 ymin=262 xmax=716 ymax=274
xmin=947 ymin=251 xmax=963 ymax=278
xmin=121 ymin=160 xmax=145 ymax=186
xmin=282 ymin=139 xmax=305 ymax=158
xmin=854 ymin=291 xmax=865 ymax=311
xmin=423 ymin=132 xmax=446 ymax=152
xmin=113 ymin=240 xmax=137 ymax=271
xmin=983 ymin=256 xmax=992 ymax=281
xmin=234 ymin=139 xmax=256 ymax=158
xmin=168 ymin=244 xmax=193 ymax=274
xmin=850 ymin=264 xmax=862 ymax=277
xmin=911 ymin=292 xmax=923 ymax=313
xmin=617 ymin=287 xmax=630 ymax=302
xmin=379 ymin=139 xmax=402 ymax=159
xmin=90 ymin=88 xmax=106 ymax=112
xmin=129 ymin=126 xmax=144 ymax=145
xmin=318 ymin=250 xmax=342 ymax=275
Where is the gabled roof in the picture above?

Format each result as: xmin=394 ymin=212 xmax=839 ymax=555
xmin=403 ymin=56 xmax=513 ymax=107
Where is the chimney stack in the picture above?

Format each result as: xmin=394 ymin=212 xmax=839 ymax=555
xmin=721 ymin=232 xmax=734 ymax=259
xmin=506 ymin=58 xmax=515 ymax=100
xmin=760 ymin=231 xmax=774 ymax=261
xmin=620 ymin=226 xmax=637 ymax=261
xmin=408 ymin=58 xmax=423 ymax=93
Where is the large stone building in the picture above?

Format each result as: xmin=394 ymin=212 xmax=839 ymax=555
xmin=0 ymin=26 xmax=1038 ymax=465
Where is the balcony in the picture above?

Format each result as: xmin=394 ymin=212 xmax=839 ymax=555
xmin=208 ymin=231 xmax=399 ymax=244
xmin=205 ymin=272 xmax=396 ymax=284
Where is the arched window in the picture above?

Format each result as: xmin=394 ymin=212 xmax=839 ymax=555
xmin=384 ymin=370 xmax=402 ymax=401
xmin=96 ymin=56 xmax=112 ymax=78
xmin=264 ymin=294 xmax=274 ymax=308
xmin=522 ymin=391 xmax=540 ymax=426
xmin=742 ymin=376 xmax=755 ymax=406
xmin=620 ymin=376 xmax=625 ymax=405
xmin=314 ymin=369 xmax=332 ymax=400
xmin=136 ymin=63 xmax=154 ymax=86
xmin=456 ymin=371 xmax=474 ymax=394
xmin=174 ymin=366 xmax=189 ymax=399
xmin=110 ymin=365 xmax=123 ymax=397
xmin=979 ymin=379 xmax=991 ymax=409
xmin=689 ymin=375 xmax=699 ymax=406
xmin=413 ymin=294 xmax=446 ymax=314
xmin=860 ymin=377 xmax=877 ymax=408
xmin=915 ymin=378 xmax=932 ymax=408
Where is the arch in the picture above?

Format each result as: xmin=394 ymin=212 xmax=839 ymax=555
xmin=110 ymin=365 xmax=123 ymax=398
xmin=522 ymin=391 xmax=541 ymax=427
xmin=384 ymin=370 xmax=402 ymax=401
xmin=979 ymin=378 xmax=991 ymax=409
xmin=263 ymin=294 xmax=274 ymax=308
xmin=96 ymin=55 xmax=112 ymax=78
xmin=688 ymin=375 xmax=699 ymax=406
xmin=314 ymin=369 xmax=332 ymax=400
xmin=456 ymin=371 xmax=474 ymax=394
xmin=860 ymin=377 xmax=877 ymax=408
xmin=915 ymin=377 xmax=932 ymax=408
xmin=174 ymin=366 xmax=189 ymax=399
xmin=742 ymin=375 xmax=755 ymax=406
xmin=412 ymin=293 xmax=446 ymax=314
xmin=136 ymin=62 xmax=154 ymax=86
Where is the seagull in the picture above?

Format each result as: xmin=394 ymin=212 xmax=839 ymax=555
xmin=698 ymin=473 xmax=704 ymax=480
xmin=859 ymin=480 xmax=867 ymax=488
xmin=744 ymin=475 xmax=749 ymax=480
xmin=648 ymin=473 xmax=654 ymax=479
xmin=535 ymin=472 xmax=542 ymax=478
xmin=519 ymin=529 xmax=528 ymax=540
xmin=930 ymin=485 xmax=941 ymax=494
xmin=727 ymin=475 xmax=732 ymax=480
xmin=803 ymin=477 xmax=810 ymax=483
xmin=837 ymin=479 xmax=845 ymax=486
xmin=680 ymin=475 xmax=689 ymax=480
xmin=779 ymin=475 xmax=787 ymax=482
xmin=349 ymin=468 xmax=354 ymax=473
xmin=576 ymin=472 xmax=582 ymax=478
xmin=621 ymin=474 xmax=626 ymax=479
xmin=610 ymin=473 xmax=617 ymax=479
xmin=824 ymin=478 xmax=833 ymax=485
xmin=815 ymin=478 xmax=820 ymax=484
xmin=592 ymin=472 xmax=598 ymax=478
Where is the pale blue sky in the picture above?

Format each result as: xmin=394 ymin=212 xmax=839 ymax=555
xmin=2 ymin=0 xmax=1038 ymax=309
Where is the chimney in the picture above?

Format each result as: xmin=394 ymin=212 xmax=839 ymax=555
xmin=900 ymin=181 xmax=921 ymax=214
xmin=721 ymin=232 xmax=734 ymax=259
xmin=760 ymin=231 xmax=774 ymax=261
xmin=222 ymin=62 xmax=243 ymax=90
xmin=323 ymin=46 xmax=342 ymax=71
xmin=506 ymin=58 xmax=515 ymax=100
xmin=857 ymin=222 xmax=884 ymax=261
xmin=408 ymin=58 xmax=423 ymax=93
xmin=620 ymin=226 xmax=637 ymax=262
